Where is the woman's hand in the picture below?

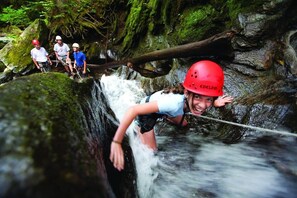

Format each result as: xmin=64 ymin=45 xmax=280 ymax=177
xmin=109 ymin=141 xmax=124 ymax=171
xmin=214 ymin=95 xmax=234 ymax=107
xmin=109 ymin=102 xmax=159 ymax=171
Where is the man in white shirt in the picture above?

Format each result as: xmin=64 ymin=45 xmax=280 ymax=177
xmin=30 ymin=39 xmax=52 ymax=72
xmin=53 ymin=35 xmax=73 ymax=76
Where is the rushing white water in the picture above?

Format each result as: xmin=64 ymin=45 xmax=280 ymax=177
xmin=153 ymin=134 xmax=294 ymax=198
xmin=100 ymin=74 xmax=297 ymax=198
xmin=101 ymin=74 xmax=159 ymax=197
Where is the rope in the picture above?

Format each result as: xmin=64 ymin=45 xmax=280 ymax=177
xmin=187 ymin=113 xmax=297 ymax=137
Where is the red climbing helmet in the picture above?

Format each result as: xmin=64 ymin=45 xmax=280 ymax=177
xmin=183 ymin=60 xmax=224 ymax=96
xmin=32 ymin=39 xmax=40 ymax=45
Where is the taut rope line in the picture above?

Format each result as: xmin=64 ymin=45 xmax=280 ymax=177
xmin=187 ymin=113 xmax=297 ymax=137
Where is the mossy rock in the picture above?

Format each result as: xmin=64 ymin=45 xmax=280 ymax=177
xmin=0 ymin=19 xmax=48 ymax=81
xmin=173 ymin=5 xmax=224 ymax=44
xmin=0 ymin=73 xmax=115 ymax=197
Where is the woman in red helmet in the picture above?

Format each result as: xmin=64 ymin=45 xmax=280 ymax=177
xmin=30 ymin=39 xmax=52 ymax=72
xmin=110 ymin=60 xmax=233 ymax=171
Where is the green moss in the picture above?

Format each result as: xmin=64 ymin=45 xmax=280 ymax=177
xmin=147 ymin=0 xmax=160 ymax=33
xmin=6 ymin=39 xmax=34 ymax=71
xmin=226 ymin=0 xmax=268 ymax=26
xmin=0 ymin=72 xmax=114 ymax=196
xmin=146 ymin=0 xmax=183 ymax=35
xmin=0 ymin=73 xmax=82 ymax=155
xmin=121 ymin=0 xmax=150 ymax=53
xmin=0 ymin=25 xmax=23 ymax=38
xmin=0 ymin=19 xmax=48 ymax=73
xmin=176 ymin=5 xmax=219 ymax=43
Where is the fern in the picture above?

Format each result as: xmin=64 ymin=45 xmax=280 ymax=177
xmin=0 ymin=6 xmax=31 ymax=28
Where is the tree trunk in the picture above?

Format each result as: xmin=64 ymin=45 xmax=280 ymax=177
xmin=89 ymin=30 xmax=236 ymax=71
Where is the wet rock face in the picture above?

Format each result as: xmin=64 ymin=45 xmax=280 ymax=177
xmin=0 ymin=37 xmax=12 ymax=49
xmin=0 ymin=73 xmax=137 ymax=198
xmin=0 ymin=60 xmax=5 ymax=72
xmin=115 ymin=0 xmax=297 ymax=144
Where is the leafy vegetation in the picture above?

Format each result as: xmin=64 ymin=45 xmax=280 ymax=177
xmin=0 ymin=6 xmax=31 ymax=28
xmin=0 ymin=0 xmax=121 ymax=39
xmin=0 ymin=0 xmax=269 ymax=55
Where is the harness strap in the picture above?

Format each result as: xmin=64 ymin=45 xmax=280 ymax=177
xmin=179 ymin=98 xmax=189 ymax=126
xmin=145 ymin=94 xmax=163 ymax=119
xmin=145 ymin=95 xmax=151 ymax=102
xmin=179 ymin=113 xmax=186 ymax=126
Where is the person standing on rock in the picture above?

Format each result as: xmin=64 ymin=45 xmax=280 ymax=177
xmin=110 ymin=60 xmax=233 ymax=171
xmin=54 ymin=35 xmax=73 ymax=76
xmin=72 ymin=43 xmax=87 ymax=78
xmin=30 ymin=39 xmax=52 ymax=73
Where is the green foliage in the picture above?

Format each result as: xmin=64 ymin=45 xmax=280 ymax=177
xmin=0 ymin=6 xmax=31 ymax=28
xmin=0 ymin=0 xmax=118 ymax=40
xmin=42 ymin=0 xmax=117 ymax=39
xmin=26 ymin=1 xmax=55 ymax=24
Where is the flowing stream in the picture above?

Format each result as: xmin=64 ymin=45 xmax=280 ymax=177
xmin=100 ymin=75 xmax=297 ymax=198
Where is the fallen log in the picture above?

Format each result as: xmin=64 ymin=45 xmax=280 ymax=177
xmin=89 ymin=30 xmax=236 ymax=71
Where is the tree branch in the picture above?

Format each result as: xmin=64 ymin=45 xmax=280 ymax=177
xmin=89 ymin=30 xmax=236 ymax=71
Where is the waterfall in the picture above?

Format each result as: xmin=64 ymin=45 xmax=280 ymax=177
xmin=101 ymin=74 xmax=159 ymax=197
xmin=99 ymin=74 xmax=297 ymax=198
xmin=79 ymin=80 xmax=120 ymax=197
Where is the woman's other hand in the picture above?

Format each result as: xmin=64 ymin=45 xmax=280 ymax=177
xmin=214 ymin=95 xmax=234 ymax=107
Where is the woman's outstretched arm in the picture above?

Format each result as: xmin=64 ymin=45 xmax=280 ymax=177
xmin=110 ymin=101 xmax=159 ymax=171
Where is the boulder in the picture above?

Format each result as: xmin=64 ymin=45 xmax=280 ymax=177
xmin=0 ymin=73 xmax=137 ymax=198
xmin=0 ymin=19 xmax=48 ymax=84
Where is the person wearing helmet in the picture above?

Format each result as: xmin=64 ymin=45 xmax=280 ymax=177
xmin=72 ymin=43 xmax=87 ymax=78
xmin=109 ymin=60 xmax=233 ymax=171
xmin=53 ymin=35 xmax=73 ymax=76
xmin=30 ymin=39 xmax=52 ymax=72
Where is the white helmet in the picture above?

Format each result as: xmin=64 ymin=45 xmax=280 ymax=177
xmin=55 ymin=35 xmax=62 ymax=41
xmin=72 ymin=43 xmax=79 ymax=48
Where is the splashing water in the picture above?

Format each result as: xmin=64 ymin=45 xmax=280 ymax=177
xmin=101 ymin=75 xmax=159 ymax=197
xmin=153 ymin=133 xmax=296 ymax=198
xmin=100 ymin=74 xmax=297 ymax=198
